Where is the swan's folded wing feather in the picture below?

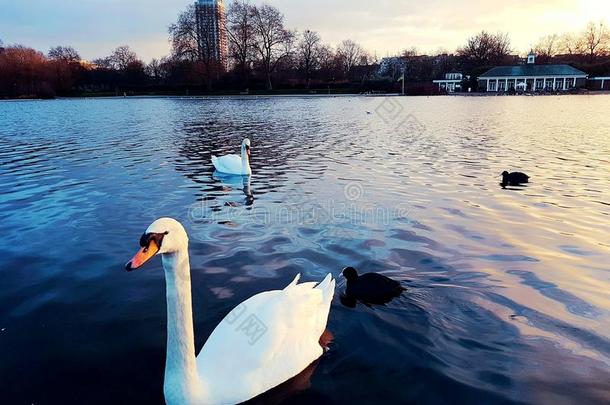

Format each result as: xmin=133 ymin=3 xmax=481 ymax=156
xmin=212 ymin=154 xmax=242 ymax=174
xmin=196 ymin=275 xmax=334 ymax=404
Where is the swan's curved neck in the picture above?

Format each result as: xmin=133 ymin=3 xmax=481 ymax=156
xmin=162 ymin=248 xmax=205 ymax=404
xmin=241 ymin=148 xmax=250 ymax=171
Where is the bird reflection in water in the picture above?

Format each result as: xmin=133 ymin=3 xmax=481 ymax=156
xmin=213 ymin=172 xmax=255 ymax=206
xmin=246 ymin=330 xmax=333 ymax=404
xmin=245 ymin=359 xmax=322 ymax=404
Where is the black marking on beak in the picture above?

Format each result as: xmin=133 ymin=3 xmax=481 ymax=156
xmin=139 ymin=233 xmax=149 ymax=248
xmin=125 ymin=231 xmax=168 ymax=272
xmin=139 ymin=232 xmax=169 ymax=248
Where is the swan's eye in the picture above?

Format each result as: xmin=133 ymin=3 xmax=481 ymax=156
xmin=139 ymin=232 xmax=168 ymax=249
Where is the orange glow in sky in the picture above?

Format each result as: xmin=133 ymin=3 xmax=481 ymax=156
xmin=0 ymin=0 xmax=608 ymax=61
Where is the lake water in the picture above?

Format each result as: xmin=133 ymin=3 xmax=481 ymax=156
xmin=0 ymin=95 xmax=609 ymax=404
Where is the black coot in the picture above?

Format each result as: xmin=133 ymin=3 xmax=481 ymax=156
xmin=341 ymin=267 xmax=405 ymax=307
xmin=501 ymin=171 xmax=530 ymax=187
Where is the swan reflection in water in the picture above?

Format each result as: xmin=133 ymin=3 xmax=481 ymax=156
xmin=247 ymin=358 xmax=323 ymax=404
xmin=212 ymin=172 xmax=255 ymax=206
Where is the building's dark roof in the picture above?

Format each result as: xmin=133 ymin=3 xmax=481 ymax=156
xmin=480 ymin=64 xmax=587 ymax=78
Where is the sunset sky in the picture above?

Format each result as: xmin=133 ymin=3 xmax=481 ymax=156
xmin=0 ymin=0 xmax=608 ymax=61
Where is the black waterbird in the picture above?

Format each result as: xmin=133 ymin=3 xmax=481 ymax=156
xmin=341 ymin=267 xmax=405 ymax=307
xmin=501 ymin=171 xmax=530 ymax=188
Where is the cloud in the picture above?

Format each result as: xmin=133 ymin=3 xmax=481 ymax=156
xmin=0 ymin=0 xmax=607 ymax=61
xmin=266 ymin=0 xmax=606 ymax=54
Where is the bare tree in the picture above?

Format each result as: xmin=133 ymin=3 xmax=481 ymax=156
xmin=92 ymin=46 xmax=139 ymax=72
xmin=355 ymin=50 xmax=376 ymax=85
xmin=250 ymin=4 xmax=295 ymax=90
xmin=146 ymin=58 xmax=163 ymax=81
xmin=559 ymin=32 xmax=582 ymax=55
xmin=297 ymin=30 xmax=322 ymax=87
xmin=169 ymin=4 xmax=224 ymax=89
xmin=92 ymin=56 xmax=114 ymax=70
xmin=402 ymin=47 xmax=418 ymax=58
xmin=457 ymin=31 xmax=511 ymax=66
xmin=581 ymin=21 xmax=609 ymax=61
xmin=0 ymin=45 xmax=50 ymax=97
xmin=169 ymin=5 xmax=199 ymax=62
xmin=336 ymin=39 xmax=364 ymax=76
xmin=317 ymin=43 xmax=337 ymax=79
xmin=47 ymin=46 xmax=81 ymax=93
xmin=111 ymin=46 xmax=139 ymax=71
xmin=227 ymin=0 xmax=255 ymax=79
xmin=48 ymin=46 xmax=80 ymax=62
xmin=534 ymin=34 xmax=560 ymax=61
xmin=400 ymin=51 xmax=435 ymax=82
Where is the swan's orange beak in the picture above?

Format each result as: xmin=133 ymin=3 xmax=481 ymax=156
xmin=125 ymin=239 xmax=159 ymax=272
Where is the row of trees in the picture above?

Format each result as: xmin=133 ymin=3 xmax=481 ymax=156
xmin=534 ymin=22 xmax=610 ymax=63
xmin=0 ymin=41 xmax=153 ymax=98
xmin=1 ymin=1 xmax=609 ymax=98
xmin=0 ymin=44 xmax=83 ymax=98
xmin=162 ymin=1 xmax=373 ymax=90
xmin=164 ymin=2 xmax=609 ymax=91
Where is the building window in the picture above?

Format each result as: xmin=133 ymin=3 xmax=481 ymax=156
xmin=488 ymin=80 xmax=497 ymax=91
xmin=555 ymin=79 xmax=564 ymax=90
xmin=498 ymin=81 xmax=506 ymax=91
xmin=535 ymin=79 xmax=544 ymax=90
xmin=545 ymin=79 xmax=553 ymax=90
xmin=565 ymin=78 xmax=574 ymax=88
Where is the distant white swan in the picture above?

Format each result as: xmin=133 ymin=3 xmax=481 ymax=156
xmin=126 ymin=218 xmax=335 ymax=405
xmin=212 ymin=139 xmax=252 ymax=175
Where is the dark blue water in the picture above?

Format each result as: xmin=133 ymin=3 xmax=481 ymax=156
xmin=1 ymin=96 xmax=609 ymax=404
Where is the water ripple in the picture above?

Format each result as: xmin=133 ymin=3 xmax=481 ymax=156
xmin=0 ymin=96 xmax=609 ymax=404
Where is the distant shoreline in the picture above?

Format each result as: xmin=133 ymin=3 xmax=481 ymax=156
xmin=450 ymin=90 xmax=610 ymax=97
xmin=2 ymin=91 xmax=609 ymax=101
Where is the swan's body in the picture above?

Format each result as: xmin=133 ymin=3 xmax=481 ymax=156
xmin=126 ymin=218 xmax=335 ymax=405
xmin=212 ymin=139 xmax=252 ymax=176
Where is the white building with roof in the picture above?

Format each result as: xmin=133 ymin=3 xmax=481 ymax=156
xmin=433 ymin=73 xmax=467 ymax=93
xmin=478 ymin=53 xmax=588 ymax=92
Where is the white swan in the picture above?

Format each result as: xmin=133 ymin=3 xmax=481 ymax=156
xmin=212 ymin=139 xmax=252 ymax=176
xmin=125 ymin=218 xmax=335 ymax=405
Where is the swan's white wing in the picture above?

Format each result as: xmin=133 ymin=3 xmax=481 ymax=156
xmin=212 ymin=154 xmax=243 ymax=175
xmin=196 ymin=274 xmax=335 ymax=405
